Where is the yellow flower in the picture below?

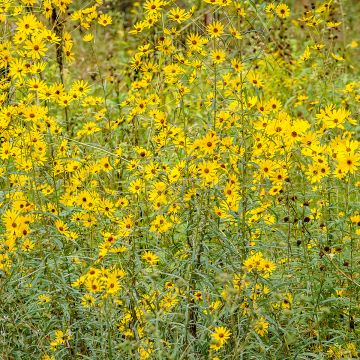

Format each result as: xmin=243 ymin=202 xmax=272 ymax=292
xmin=143 ymin=0 xmax=164 ymax=14
xmin=24 ymin=37 xmax=47 ymax=59
xmin=348 ymin=40 xmax=358 ymax=48
xmin=337 ymin=152 xmax=360 ymax=174
xmin=210 ymin=338 xmax=223 ymax=351
xmin=129 ymin=178 xmax=145 ymax=194
xmin=247 ymin=71 xmax=264 ymax=88
xmin=16 ymin=13 xmax=40 ymax=34
xmin=37 ymin=294 xmax=51 ymax=303
xmin=186 ymin=32 xmax=208 ymax=52
xmin=193 ymin=291 xmax=202 ymax=301
xmin=168 ymin=7 xmax=189 ymax=23
xmin=106 ymin=274 xmax=121 ymax=295
xmin=231 ymin=58 xmax=243 ymax=72
xmin=211 ymin=49 xmax=226 ymax=64
xmin=228 ymin=26 xmax=242 ymax=39
xmin=266 ymin=3 xmax=275 ymax=13
xmin=83 ymin=33 xmax=94 ymax=42
xmin=211 ymin=326 xmax=231 ymax=344
xmin=276 ymin=4 xmax=290 ymax=18
xmin=21 ymin=239 xmax=35 ymax=252
xmin=207 ymin=21 xmax=224 ymax=38
xmin=254 ymin=317 xmax=269 ymax=336
xmin=98 ymin=14 xmax=112 ymax=26
xmin=142 ymin=251 xmax=159 ymax=265
xmin=41 ymin=355 xmax=55 ymax=360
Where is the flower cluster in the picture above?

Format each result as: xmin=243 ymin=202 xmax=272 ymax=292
xmin=0 ymin=0 xmax=359 ymax=359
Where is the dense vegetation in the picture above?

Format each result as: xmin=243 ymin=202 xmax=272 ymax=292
xmin=0 ymin=0 xmax=359 ymax=359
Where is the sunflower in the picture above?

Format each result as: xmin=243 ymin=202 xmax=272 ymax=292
xmin=207 ymin=21 xmax=224 ymax=38
xmin=142 ymin=251 xmax=159 ymax=265
xmin=211 ymin=326 xmax=231 ymax=344
xmin=276 ymin=4 xmax=290 ymax=18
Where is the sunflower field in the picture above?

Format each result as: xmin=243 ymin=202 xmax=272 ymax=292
xmin=0 ymin=0 xmax=359 ymax=359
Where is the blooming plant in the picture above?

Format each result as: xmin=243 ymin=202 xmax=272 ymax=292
xmin=0 ymin=0 xmax=359 ymax=359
